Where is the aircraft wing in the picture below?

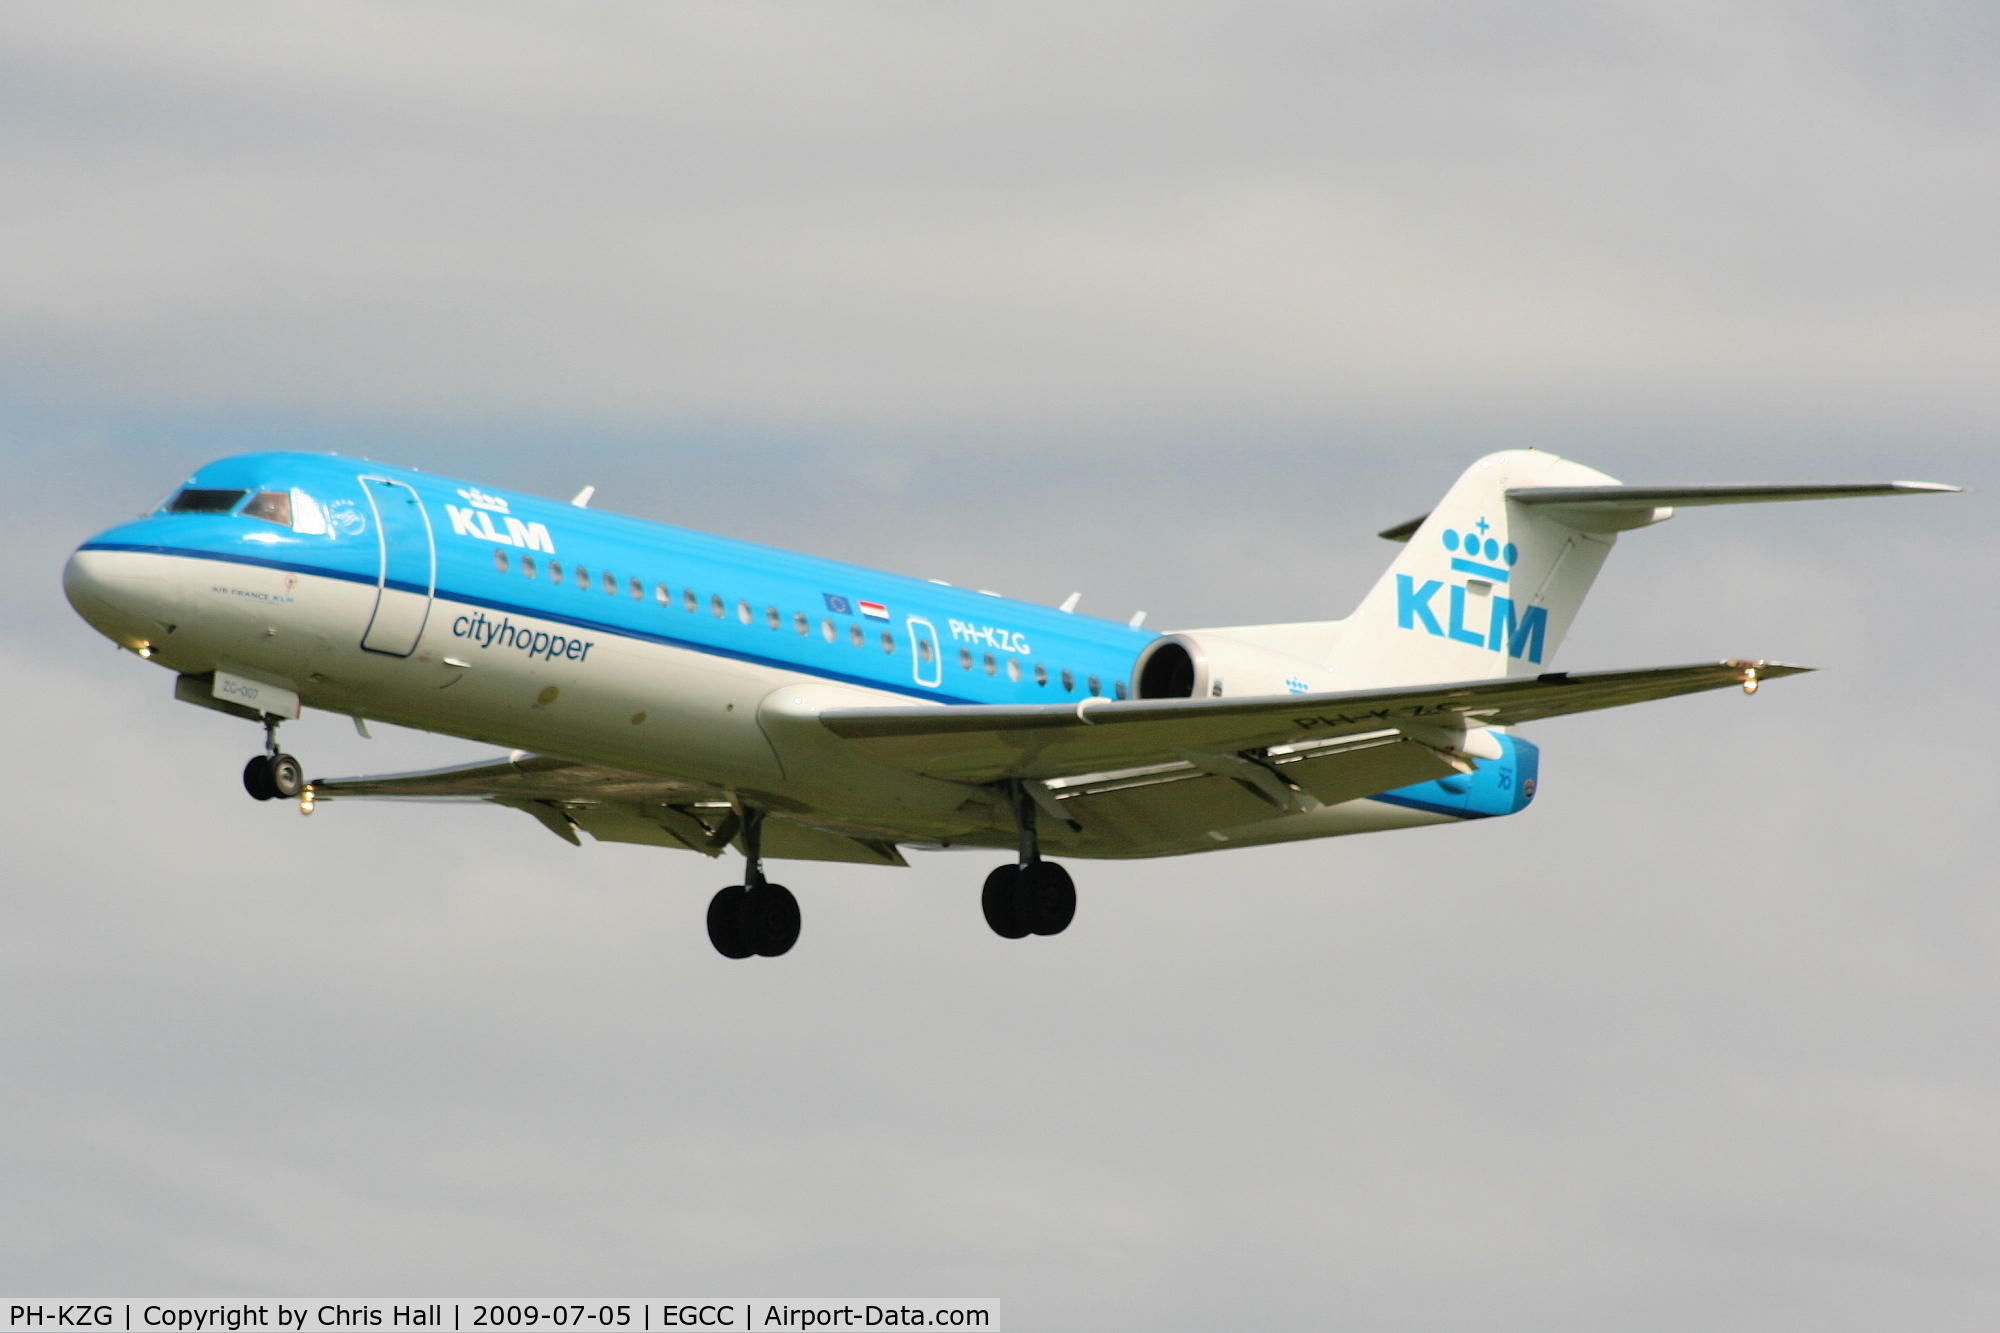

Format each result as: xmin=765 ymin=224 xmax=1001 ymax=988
xmin=818 ymin=660 xmax=1808 ymax=784
xmin=305 ymin=752 xmax=907 ymax=865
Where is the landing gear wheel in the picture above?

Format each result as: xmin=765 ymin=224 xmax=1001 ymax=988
xmin=1019 ymin=861 xmax=1076 ymax=936
xmin=982 ymin=864 xmax=1031 ymax=939
xmin=743 ymin=883 xmax=801 ymax=957
xmin=242 ymin=755 xmax=277 ymax=801
xmin=707 ymin=886 xmax=754 ymax=959
xmin=268 ymin=753 xmax=305 ymax=799
xmin=707 ymin=883 xmax=800 ymax=958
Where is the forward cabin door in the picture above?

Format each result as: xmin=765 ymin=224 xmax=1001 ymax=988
xmin=907 ymin=617 xmax=942 ymax=688
xmin=359 ymin=477 xmax=436 ymax=656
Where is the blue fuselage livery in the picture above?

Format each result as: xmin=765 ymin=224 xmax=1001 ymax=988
xmin=83 ymin=452 xmax=1150 ymax=708
xmin=64 ymin=448 xmax=1952 ymax=958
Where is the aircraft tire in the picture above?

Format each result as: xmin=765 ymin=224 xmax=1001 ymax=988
xmin=982 ymin=864 xmax=1031 ymax=939
xmin=745 ymin=883 xmax=801 ymax=957
xmin=1021 ymin=861 xmax=1076 ymax=936
xmin=268 ymin=753 xmax=305 ymax=799
xmin=242 ymin=755 xmax=277 ymax=801
xmin=707 ymin=885 xmax=755 ymax=959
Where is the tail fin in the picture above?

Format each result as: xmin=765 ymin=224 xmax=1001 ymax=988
xmin=1328 ymin=451 xmax=1621 ymax=690
xmin=1327 ymin=451 xmax=1961 ymax=690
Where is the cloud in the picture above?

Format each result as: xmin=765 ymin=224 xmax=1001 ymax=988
xmin=1 ymin=5 xmax=1997 ymax=1326
xmin=1 ymin=2 xmax=1996 ymax=428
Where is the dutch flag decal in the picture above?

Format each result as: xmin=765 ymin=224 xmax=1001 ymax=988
xmin=858 ymin=600 xmax=890 ymax=620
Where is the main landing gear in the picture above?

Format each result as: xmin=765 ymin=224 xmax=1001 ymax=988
xmin=706 ymin=806 xmax=801 ymax=959
xmin=982 ymin=781 xmax=1076 ymax=939
xmin=242 ymin=715 xmax=305 ymax=802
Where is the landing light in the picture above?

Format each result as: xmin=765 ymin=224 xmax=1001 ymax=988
xmin=1742 ymin=667 xmax=1759 ymax=695
xmin=299 ymin=786 xmax=316 ymax=815
xmin=136 ymin=642 xmax=152 ymax=658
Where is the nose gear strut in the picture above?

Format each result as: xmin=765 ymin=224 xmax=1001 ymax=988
xmin=242 ymin=713 xmax=305 ymax=802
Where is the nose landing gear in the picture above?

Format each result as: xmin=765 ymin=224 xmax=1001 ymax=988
xmin=242 ymin=715 xmax=305 ymax=802
xmin=706 ymin=806 xmax=801 ymax=959
xmin=982 ymin=781 xmax=1076 ymax=939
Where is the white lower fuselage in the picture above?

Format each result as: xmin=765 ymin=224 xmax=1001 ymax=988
xmin=67 ymin=546 xmax=1457 ymax=861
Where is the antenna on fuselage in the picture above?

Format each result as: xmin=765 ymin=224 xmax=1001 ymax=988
xmin=570 ymin=486 xmax=595 ymax=508
xmin=1059 ymin=592 xmax=1082 ymax=613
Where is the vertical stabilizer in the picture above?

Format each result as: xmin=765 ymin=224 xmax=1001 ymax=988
xmin=1328 ymin=451 xmax=1636 ymax=690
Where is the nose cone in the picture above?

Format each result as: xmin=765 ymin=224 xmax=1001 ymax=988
xmin=65 ymin=544 xmax=185 ymax=650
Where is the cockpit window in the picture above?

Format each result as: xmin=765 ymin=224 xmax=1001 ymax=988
xmin=166 ymin=488 xmax=247 ymax=514
xmin=241 ymin=491 xmax=293 ymax=526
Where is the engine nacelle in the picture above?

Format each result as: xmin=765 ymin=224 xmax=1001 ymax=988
xmin=1133 ymin=630 xmax=1336 ymax=699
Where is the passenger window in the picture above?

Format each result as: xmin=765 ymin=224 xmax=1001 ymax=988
xmin=684 ymin=589 xmax=697 ymax=612
xmin=766 ymin=606 xmax=780 ymax=629
xmin=1007 ymin=658 xmax=1022 ymax=682
xmin=881 ymin=631 xmax=895 ymax=654
xmin=917 ymin=639 xmax=935 ymax=663
xmin=522 ymin=555 xmax=537 ymax=579
xmin=983 ymin=653 xmax=997 ymax=675
xmin=795 ymin=612 xmax=810 ymax=635
xmin=1034 ymin=664 xmax=1048 ymax=686
xmin=1061 ymin=669 xmax=1074 ymax=692
xmin=850 ymin=624 xmax=864 ymax=647
xmin=737 ymin=600 xmax=752 ymax=624
xmin=655 ymin=583 xmax=669 ymax=605
xmin=1088 ymin=676 xmax=1101 ymax=696
xmin=822 ymin=618 xmax=836 ymax=642
xmin=576 ymin=565 xmax=590 ymax=589
xmin=549 ymin=560 xmax=563 ymax=582
xmin=711 ymin=594 xmax=725 ymax=618
xmin=1114 ymin=680 xmax=1128 ymax=700
xmin=166 ymin=488 xmax=247 ymax=514
xmin=493 ymin=549 xmax=510 ymax=573
xmin=631 ymin=577 xmax=644 ymax=600
xmin=603 ymin=570 xmax=617 ymax=595
xmin=242 ymin=491 xmax=292 ymax=526
xmin=959 ymin=648 xmax=973 ymax=670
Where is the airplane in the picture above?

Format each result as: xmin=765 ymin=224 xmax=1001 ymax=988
xmin=63 ymin=449 xmax=1957 ymax=958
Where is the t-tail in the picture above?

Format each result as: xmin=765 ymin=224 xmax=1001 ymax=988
xmin=1323 ymin=450 xmax=1960 ymax=691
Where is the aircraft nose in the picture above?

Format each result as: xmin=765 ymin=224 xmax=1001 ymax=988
xmin=64 ymin=546 xmax=185 ymax=650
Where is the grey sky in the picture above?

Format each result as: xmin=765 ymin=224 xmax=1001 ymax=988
xmin=1 ymin=3 xmax=1995 ymax=1327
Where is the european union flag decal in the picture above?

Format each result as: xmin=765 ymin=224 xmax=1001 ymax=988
xmin=822 ymin=593 xmax=853 ymax=615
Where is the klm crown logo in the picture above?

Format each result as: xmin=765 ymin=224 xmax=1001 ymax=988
xmin=1441 ymin=517 xmax=1518 ymax=582
xmin=1394 ymin=516 xmax=1547 ymax=663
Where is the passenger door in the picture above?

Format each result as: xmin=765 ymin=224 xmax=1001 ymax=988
xmin=359 ymin=477 xmax=436 ymax=656
xmin=906 ymin=617 xmax=942 ymax=688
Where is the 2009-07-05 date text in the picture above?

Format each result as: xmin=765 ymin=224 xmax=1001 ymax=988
xmin=472 ymin=1309 xmax=632 ymax=1328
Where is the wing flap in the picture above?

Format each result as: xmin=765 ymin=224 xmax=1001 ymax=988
xmin=305 ymin=752 xmax=907 ymax=865
xmin=1270 ymin=732 xmax=1466 ymax=805
xmin=307 ymin=752 xmax=733 ymax=850
xmin=819 ymin=660 xmax=1807 ymax=783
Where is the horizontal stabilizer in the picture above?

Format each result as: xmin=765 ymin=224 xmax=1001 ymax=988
xmin=1508 ymin=481 xmax=1961 ymax=509
xmin=1380 ymin=479 xmax=1958 ymax=541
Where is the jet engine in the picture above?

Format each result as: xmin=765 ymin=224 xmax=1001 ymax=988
xmin=1132 ymin=629 xmax=1337 ymax=700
